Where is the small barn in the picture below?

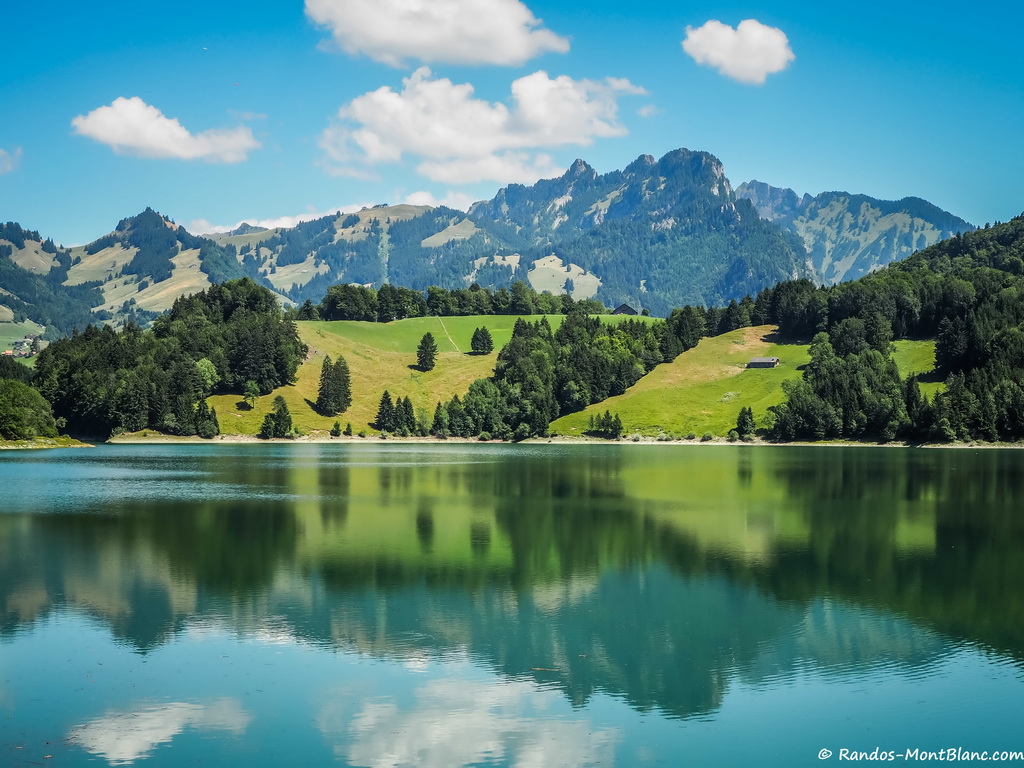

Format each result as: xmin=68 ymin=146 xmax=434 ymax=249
xmin=612 ymin=303 xmax=638 ymax=316
xmin=748 ymin=357 xmax=780 ymax=368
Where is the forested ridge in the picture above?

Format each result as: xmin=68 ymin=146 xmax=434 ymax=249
xmin=0 ymin=222 xmax=104 ymax=337
xmin=28 ymin=278 xmax=305 ymax=438
xmin=759 ymin=214 xmax=1024 ymax=441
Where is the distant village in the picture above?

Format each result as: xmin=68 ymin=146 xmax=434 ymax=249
xmin=3 ymin=334 xmax=47 ymax=359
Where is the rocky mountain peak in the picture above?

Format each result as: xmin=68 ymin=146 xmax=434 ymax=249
xmin=624 ymin=154 xmax=656 ymax=175
xmin=736 ymin=181 xmax=809 ymax=221
xmin=563 ymin=158 xmax=595 ymax=179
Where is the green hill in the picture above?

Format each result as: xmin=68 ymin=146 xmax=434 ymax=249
xmin=551 ymin=326 xmax=808 ymax=437
xmin=207 ymin=313 xmax=658 ymax=436
xmin=550 ymin=328 xmax=939 ymax=438
xmin=207 ymin=315 xmax=561 ymax=435
xmin=204 ymin=316 xmax=933 ymax=439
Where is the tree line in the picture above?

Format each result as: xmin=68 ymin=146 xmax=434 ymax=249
xmin=27 ymin=278 xmax=305 ymax=438
xmin=759 ymin=214 xmax=1024 ymax=442
xmin=299 ymin=281 xmax=606 ymax=323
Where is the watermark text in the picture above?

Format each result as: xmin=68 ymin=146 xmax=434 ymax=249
xmin=817 ymin=747 xmax=1024 ymax=762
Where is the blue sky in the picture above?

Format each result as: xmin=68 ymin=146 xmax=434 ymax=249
xmin=1 ymin=0 xmax=1021 ymax=245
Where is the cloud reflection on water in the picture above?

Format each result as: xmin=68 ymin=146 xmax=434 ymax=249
xmin=318 ymin=674 xmax=618 ymax=768
xmin=68 ymin=698 xmax=251 ymax=765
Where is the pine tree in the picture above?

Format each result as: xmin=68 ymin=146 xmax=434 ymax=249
xmin=470 ymin=326 xmax=494 ymax=355
xmin=431 ymin=402 xmax=449 ymax=437
xmin=736 ymin=406 xmax=755 ymax=438
xmin=398 ymin=396 xmax=415 ymax=434
xmin=196 ymin=399 xmax=219 ymax=439
xmin=417 ymin=332 xmax=438 ymax=371
xmin=334 ymin=354 xmax=352 ymax=412
xmin=260 ymin=396 xmax=292 ymax=438
xmin=316 ymin=355 xmax=336 ymax=414
xmin=375 ymin=390 xmax=396 ymax=432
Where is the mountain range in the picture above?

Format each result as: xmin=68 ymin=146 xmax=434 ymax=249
xmin=1 ymin=148 xmax=974 ymax=336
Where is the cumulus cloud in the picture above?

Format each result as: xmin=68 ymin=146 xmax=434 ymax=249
xmin=187 ymin=203 xmax=372 ymax=235
xmin=68 ymin=699 xmax=251 ymax=765
xmin=71 ymin=97 xmax=260 ymax=163
xmin=682 ymin=19 xmax=795 ymax=85
xmin=319 ymin=67 xmax=645 ymax=185
xmin=305 ymin=0 xmax=569 ymax=67
xmin=0 ymin=147 xmax=22 ymax=174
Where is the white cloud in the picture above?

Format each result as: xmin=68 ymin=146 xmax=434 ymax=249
xmin=71 ymin=97 xmax=260 ymax=163
xmin=305 ymin=0 xmax=569 ymax=67
xmin=317 ymin=676 xmax=619 ymax=768
xmin=187 ymin=203 xmax=372 ymax=235
xmin=0 ymin=147 xmax=22 ymax=174
xmin=68 ymin=699 xmax=251 ymax=765
xmin=404 ymin=190 xmax=477 ymax=211
xmin=319 ymin=67 xmax=645 ymax=185
xmin=637 ymin=105 xmax=661 ymax=118
xmin=682 ymin=19 xmax=795 ymax=85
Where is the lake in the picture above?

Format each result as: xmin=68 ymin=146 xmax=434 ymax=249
xmin=1 ymin=443 xmax=1023 ymax=767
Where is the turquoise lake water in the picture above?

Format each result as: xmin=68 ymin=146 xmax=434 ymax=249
xmin=1 ymin=443 xmax=1023 ymax=767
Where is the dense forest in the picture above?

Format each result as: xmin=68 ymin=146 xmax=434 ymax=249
xmin=27 ymin=278 xmax=305 ymax=438
xmin=303 ymin=280 xmax=606 ymax=322
xmin=759 ymin=214 xmax=1024 ymax=441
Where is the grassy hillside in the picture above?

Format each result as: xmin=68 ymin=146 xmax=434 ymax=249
xmin=207 ymin=315 xmax=554 ymax=436
xmin=550 ymin=329 xmax=941 ymax=438
xmin=207 ymin=313 xmax=656 ymax=436
xmin=204 ymin=317 xmax=936 ymax=439
xmin=0 ymin=319 xmax=45 ymax=352
xmin=551 ymin=326 xmax=810 ymax=438
xmin=891 ymin=340 xmax=942 ymax=397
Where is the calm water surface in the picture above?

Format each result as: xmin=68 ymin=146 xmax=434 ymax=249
xmin=1 ymin=443 xmax=1023 ymax=767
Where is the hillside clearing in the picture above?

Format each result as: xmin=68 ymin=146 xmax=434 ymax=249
xmin=551 ymin=326 xmax=810 ymax=438
xmin=552 ymin=330 xmax=944 ymax=438
xmin=0 ymin=319 xmax=45 ymax=352
xmin=892 ymin=340 xmax=942 ymax=397
xmin=207 ymin=315 xmax=555 ymax=436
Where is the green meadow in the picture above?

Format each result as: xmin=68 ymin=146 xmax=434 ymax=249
xmin=0 ymin=319 xmax=44 ymax=351
xmin=551 ymin=329 xmax=941 ymax=438
xmin=551 ymin=325 xmax=809 ymax=438
xmin=208 ymin=314 xmax=652 ymax=436
xmin=206 ymin=316 xmax=937 ymax=438
xmin=891 ymin=339 xmax=942 ymax=397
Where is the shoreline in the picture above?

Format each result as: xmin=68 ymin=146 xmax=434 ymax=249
xmin=93 ymin=432 xmax=1024 ymax=450
xmin=6 ymin=433 xmax=1021 ymax=450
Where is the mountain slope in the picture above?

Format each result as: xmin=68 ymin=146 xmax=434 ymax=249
xmin=64 ymin=208 xmax=271 ymax=321
xmin=0 ymin=222 xmax=103 ymax=336
xmin=1 ymin=149 xmax=977 ymax=336
xmin=467 ymin=149 xmax=810 ymax=314
xmin=737 ymin=181 xmax=973 ymax=284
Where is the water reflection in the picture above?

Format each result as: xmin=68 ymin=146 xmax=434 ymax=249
xmin=68 ymin=699 xmax=251 ymax=765
xmin=1 ymin=444 xmax=1023 ymax=728
xmin=318 ymin=675 xmax=619 ymax=768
